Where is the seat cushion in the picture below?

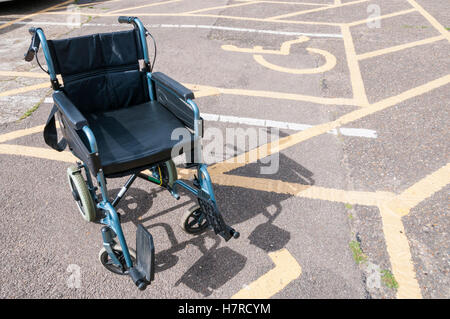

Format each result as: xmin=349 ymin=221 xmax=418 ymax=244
xmin=85 ymin=101 xmax=194 ymax=176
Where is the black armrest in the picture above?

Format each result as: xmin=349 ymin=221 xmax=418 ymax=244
xmin=151 ymin=72 xmax=195 ymax=101
xmin=52 ymin=91 xmax=88 ymax=130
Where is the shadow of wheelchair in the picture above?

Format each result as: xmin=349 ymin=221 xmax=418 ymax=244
xmin=107 ymin=130 xmax=314 ymax=295
xmin=173 ymin=236 xmax=247 ymax=297
xmin=175 ymin=246 xmax=247 ymax=297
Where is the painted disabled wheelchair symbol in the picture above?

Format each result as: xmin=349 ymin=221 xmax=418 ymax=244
xmin=222 ymin=36 xmax=336 ymax=74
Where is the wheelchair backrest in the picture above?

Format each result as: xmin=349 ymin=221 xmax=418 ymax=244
xmin=48 ymin=30 xmax=149 ymax=114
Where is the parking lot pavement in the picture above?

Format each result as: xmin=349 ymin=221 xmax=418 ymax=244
xmin=0 ymin=0 xmax=448 ymax=299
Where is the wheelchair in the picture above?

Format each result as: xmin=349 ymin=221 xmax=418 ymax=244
xmin=24 ymin=16 xmax=239 ymax=290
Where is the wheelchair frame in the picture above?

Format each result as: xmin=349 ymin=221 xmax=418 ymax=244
xmin=26 ymin=16 xmax=238 ymax=289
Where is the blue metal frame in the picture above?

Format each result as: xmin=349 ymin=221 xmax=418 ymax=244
xmin=81 ymin=125 xmax=134 ymax=268
xmin=172 ymin=164 xmax=216 ymax=204
xmin=133 ymin=18 xmax=150 ymax=65
xmin=35 ymin=29 xmax=57 ymax=82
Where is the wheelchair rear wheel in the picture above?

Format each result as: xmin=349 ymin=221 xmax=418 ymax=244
xmin=180 ymin=205 xmax=209 ymax=234
xmin=157 ymin=159 xmax=177 ymax=188
xmin=67 ymin=165 xmax=96 ymax=222
xmin=99 ymin=245 xmax=136 ymax=275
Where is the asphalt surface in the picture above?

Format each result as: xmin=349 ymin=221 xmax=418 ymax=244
xmin=0 ymin=0 xmax=448 ymax=299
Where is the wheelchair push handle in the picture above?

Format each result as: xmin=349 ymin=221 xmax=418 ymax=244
xmin=24 ymin=27 xmax=41 ymax=62
xmin=118 ymin=16 xmax=136 ymax=24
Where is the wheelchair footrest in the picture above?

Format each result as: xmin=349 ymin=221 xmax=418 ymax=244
xmin=197 ymin=190 xmax=239 ymax=241
xmin=130 ymin=224 xmax=155 ymax=290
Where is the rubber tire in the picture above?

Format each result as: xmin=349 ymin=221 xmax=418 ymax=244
xmin=98 ymin=245 xmax=137 ymax=275
xmin=164 ymin=159 xmax=177 ymax=188
xmin=67 ymin=165 xmax=96 ymax=222
xmin=180 ymin=205 xmax=209 ymax=235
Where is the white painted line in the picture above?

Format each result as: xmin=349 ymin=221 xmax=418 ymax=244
xmin=202 ymin=113 xmax=377 ymax=138
xmin=1 ymin=20 xmax=342 ymax=38
xmin=43 ymin=98 xmax=376 ymax=138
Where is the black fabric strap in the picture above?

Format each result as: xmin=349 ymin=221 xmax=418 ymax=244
xmin=43 ymin=104 xmax=67 ymax=152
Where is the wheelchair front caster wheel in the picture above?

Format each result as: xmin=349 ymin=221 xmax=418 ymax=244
xmin=99 ymin=245 xmax=136 ymax=275
xmin=180 ymin=205 xmax=209 ymax=235
xmin=67 ymin=165 xmax=96 ymax=222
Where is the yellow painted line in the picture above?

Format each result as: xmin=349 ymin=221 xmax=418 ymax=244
xmin=0 ymin=144 xmax=76 ymax=163
xmin=183 ymin=83 xmax=358 ymax=106
xmin=0 ymin=125 xmax=45 ymax=143
xmin=40 ymin=11 xmax=342 ymax=26
xmin=0 ymin=71 xmax=62 ymax=84
xmin=178 ymin=168 xmax=395 ymax=207
xmin=210 ymin=74 xmax=450 ymax=174
xmin=406 ymin=0 xmax=450 ymax=42
xmin=106 ymin=0 xmax=182 ymax=14
xmin=0 ymin=0 xmax=74 ymax=31
xmin=0 ymin=139 xmax=395 ymax=208
xmin=356 ymin=35 xmax=446 ymax=60
xmin=386 ymin=162 xmax=450 ymax=216
xmin=235 ymin=0 xmax=332 ymax=6
xmin=189 ymin=86 xmax=221 ymax=98
xmin=266 ymin=0 xmax=369 ymax=21
xmin=215 ymin=87 xmax=356 ymax=106
xmin=347 ymin=8 xmax=417 ymax=27
xmin=379 ymin=163 xmax=450 ymax=299
xmin=341 ymin=24 xmax=369 ymax=107
xmin=379 ymin=205 xmax=422 ymax=299
xmin=0 ymin=82 xmax=50 ymax=98
xmin=210 ymin=174 xmax=395 ymax=206
xmin=222 ymin=36 xmax=310 ymax=55
xmin=183 ymin=1 xmax=260 ymax=14
xmin=0 ymin=133 xmax=396 ymax=209
xmin=231 ymin=249 xmax=301 ymax=299
xmin=253 ymin=47 xmax=337 ymax=74
xmin=262 ymin=17 xmax=342 ymax=27
xmin=0 ymin=71 xmax=49 ymax=79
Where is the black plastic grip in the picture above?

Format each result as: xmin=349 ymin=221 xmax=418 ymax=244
xmin=24 ymin=27 xmax=41 ymax=62
xmin=118 ymin=16 xmax=134 ymax=24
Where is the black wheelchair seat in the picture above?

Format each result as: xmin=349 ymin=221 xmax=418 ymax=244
xmin=85 ymin=101 xmax=195 ymax=176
